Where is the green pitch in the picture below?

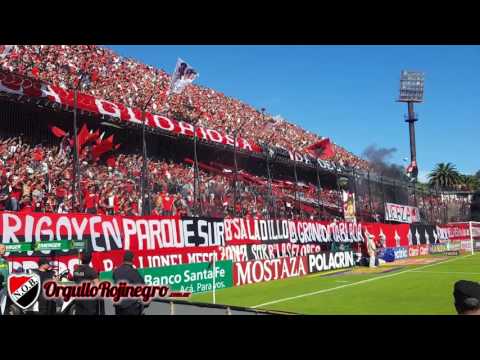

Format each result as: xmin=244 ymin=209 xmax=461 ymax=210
xmin=190 ymin=253 xmax=480 ymax=314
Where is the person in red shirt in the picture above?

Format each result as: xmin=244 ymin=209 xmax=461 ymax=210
xmin=161 ymin=193 xmax=176 ymax=216
xmin=129 ymin=199 xmax=139 ymax=216
xmin=55 ymin=181 xmax=67 ymax=208
xmin=19 ymin=196 xmax=34 ymax=213
xmin=32 ymin=147 xmax=44 ymax=162
xmin=83 ymin=185 xmax=98 ymax=214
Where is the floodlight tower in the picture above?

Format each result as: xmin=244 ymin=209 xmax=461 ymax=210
xmin=398 ymin=70 xmax=425 ymax=183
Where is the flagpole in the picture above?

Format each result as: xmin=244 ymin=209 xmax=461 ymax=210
xmin=232 ymin=118 xmax=247 ymax=218
xmin=315 ymin=162 xmax=323 ymax=219
xmin=72 ymin=87 xmax=79 ymax=212
xmin=293 ymin=149 xmax=299 ymax=217
xmin=212 ymin=252 xmax=216 ymax=304
xmin=193 ymin=122 xmax=198 ymax=215
xmin=140 ymin=77 xmax=159 ymax=216
xmin=72 ymin=72 xmax=86 ymax=213
xmin=233 ymin=129 xmax=238 ymax=217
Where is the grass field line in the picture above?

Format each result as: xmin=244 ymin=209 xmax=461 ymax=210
xmin=251 ymin=254 xmax=474 ymax=309
xmin=412 ymin=270 xmax=480 ymax=275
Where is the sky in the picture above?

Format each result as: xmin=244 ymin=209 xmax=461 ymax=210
xmin=108 ymin=45 xmax=480 ymax=181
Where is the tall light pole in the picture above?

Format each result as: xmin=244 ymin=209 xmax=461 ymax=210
xmin=398 ymin=70 xmax=425 ymax=183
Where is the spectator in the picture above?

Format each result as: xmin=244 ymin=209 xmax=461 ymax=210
xmin=453 ymin=280 xmax=480 ymax=315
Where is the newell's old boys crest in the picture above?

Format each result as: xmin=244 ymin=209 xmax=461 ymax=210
xmin=7 ymin=273 xmax=41 ymax=310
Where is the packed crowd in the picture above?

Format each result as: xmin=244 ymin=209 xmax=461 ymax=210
xmin=0 ymin=135 xmax=344 ymax=219
xmin=0 ymin=45 xmax=369 ymax=170
xmin=0 ymin=131 xmax=469 ymax=223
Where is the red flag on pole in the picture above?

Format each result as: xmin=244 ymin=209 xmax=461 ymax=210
xmin=92 ymin=134 xmax=115 ymax=159
xmin=304 ymin=138 xmax=335 ymax=160
xmin=48 ymin=124 xmax=67 ymax=138
xmin=85 ymin=129 xmax=100 ymax=145
xmin=77 ymin=123 xmax=90 ymax=148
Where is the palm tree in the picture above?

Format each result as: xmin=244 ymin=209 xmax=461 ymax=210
xmin=460 ymin=175 xmax=480 ymax=191
xmin=428 ymin=163 xmax=462 ymax=190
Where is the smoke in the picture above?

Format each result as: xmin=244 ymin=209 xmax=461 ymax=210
xmin=362 ymin=145 xmax=408 ymax=180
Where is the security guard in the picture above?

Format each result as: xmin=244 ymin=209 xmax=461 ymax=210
xmin=72 ymin=251 xmax=102 ymax=315
xmin=112 ymin=251 xmax=146 ymax=315
xmin=0 ymin=244 xmax=8 ymax=290
xmin=33 ymin=258 xmax=57 ymax=315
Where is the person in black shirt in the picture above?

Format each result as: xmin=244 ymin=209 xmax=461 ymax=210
xmin=72 ymin=252 xmax=101 ymax=315
xmin=454 ymin=280 xmax=480 ymax=315
xmin=112 ymin=251 xmax=146 ymax=315
xmin=33 ymin=258 xmax=57 ymax=315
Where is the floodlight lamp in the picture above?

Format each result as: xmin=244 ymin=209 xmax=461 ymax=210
xmin=398 ymin=70 xmax=425 ymax=103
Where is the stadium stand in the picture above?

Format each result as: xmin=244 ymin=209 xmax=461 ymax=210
xmin=0 ymin=45 xmax=471 ymax=223
xmin=0 ymin=45 xmax=368 ymax=169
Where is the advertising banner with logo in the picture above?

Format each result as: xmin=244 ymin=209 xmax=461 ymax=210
xmin=408 ymin=245 xmax=429 ymax=257
xmin=437 ymin=223 xmax=480 ymax=252
xmin=429 ymin=244 xmax=448 ymax=254
xmin=438 ymin=223 xmax=480 ymax=241
xmin=392 ymin=247 xmax=409 ymax=260
xmin=100 ymin=260 xmax=233 ymax=294
xmin=233 ymin=256 xmax=308 ymax=286
xmin=307 ymin=251 xmax=355 ymax=274
xmin=437 ymin=223 xmax=470 ymax=241
xmin=384 ymin=203 xmax=420 ymax=224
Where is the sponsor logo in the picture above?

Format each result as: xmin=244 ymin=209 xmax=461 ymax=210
xmin=429 ymin=244 xmax=448 ymax=254
xmin=307 ymin=251 xmax=355 ymax=274
xmin=393 ymin=247 xmax=408 ymax=259
xmin=101 ymin=260 xmax=233 ymax=294
xmin=419 ymin=245 xmax=429 ymax=256
xmin=234 ymin=257 xmax=308 ymax=286
xmin=407 ymin=244 xmax=429 ymax=257
xmin=7 ymin=273 xmax=41 ymax=310
xmin=448 ymin=242 xmax=462 ymax=251
xmin=408 ymin=246 xmax=419 ymax=257
xmin=445 ymin=250 xmax=460 ymax=256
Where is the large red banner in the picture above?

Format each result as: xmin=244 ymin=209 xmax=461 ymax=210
xmin=363 ymin=223 xmax=410 ymax=248
xmin=1 ymin=212 xmax=361 ymax=274
xmin=0 ymin=69 xmax=342 ymax=167
xmin=438 ymin=223 xmax=480 ymax=241
xmin=0 ymin=70 xmax=261 ymax=153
